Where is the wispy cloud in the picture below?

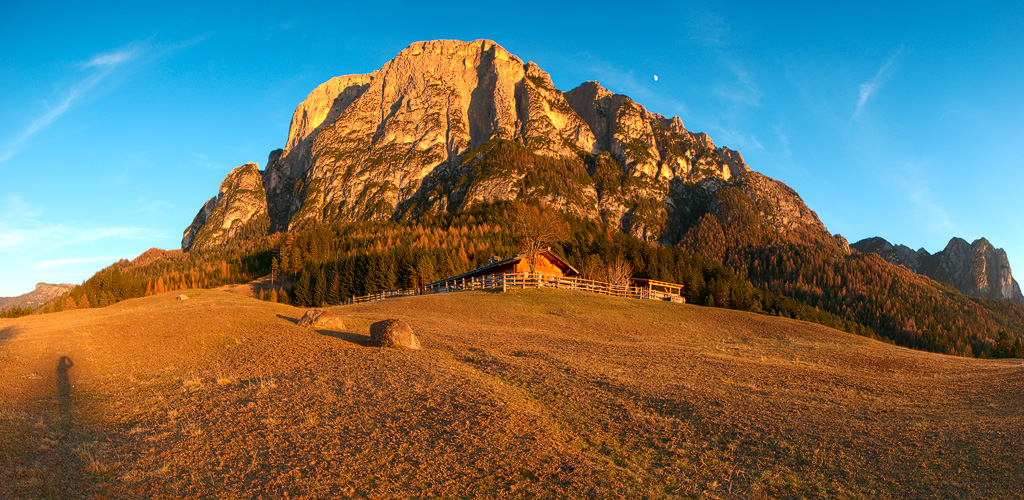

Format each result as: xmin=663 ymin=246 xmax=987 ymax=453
xmin=714 ymin=59 xmax=759 ymax=107
xmin=135 ymin=195 xmax=173 ymax=214
xmin=686 ymin=8 xmax=730 ymax=47
xmin=0 ymin=223 xmax=157 ymax=251
xmin=81 ymin=45 xmax=141 ymax=68
xmin=883 ymin=160 xmax=954 ymax=234
xmin=193 ymin=152 xmax=230 ymax=171
xmin=707 ymin=122 xmax=764 ymax=153
xmin=853 ymin=46 xmax=906 ymax=120
xmin=0 ymin=40 xmax=152 ymax=165
xmin=909 ymin=190 xmax=952 ymax=232
xmin=774 ymin=126 xmax=792 ymax=159
xmin=0 ymin=195 xmax=161 ymax=296
xmin=31 ymin=256 xmax=120 ymax=270
xmin=0 ymin=195 xmax=159 ymax=252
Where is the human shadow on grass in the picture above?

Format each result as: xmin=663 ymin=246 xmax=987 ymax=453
xmin=57 ymin=356 xmax=74 ymax=427
xmin=317 ymin=329 xmax=371 ymax=347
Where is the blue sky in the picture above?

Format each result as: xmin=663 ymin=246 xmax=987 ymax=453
xmin=2 ymin=1 xmax=1022 ymax=296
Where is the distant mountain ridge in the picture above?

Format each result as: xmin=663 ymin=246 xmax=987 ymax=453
xmin=852 ymin=236 xmax=1024 ymax=305
xmin=0 ymin=283 xmax=76 ymax=311
xmin=183 ymin=39 xmax=830 ymax=250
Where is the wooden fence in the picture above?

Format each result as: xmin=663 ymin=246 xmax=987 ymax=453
xmin=346 ymin=272 xmax=685 ymax=305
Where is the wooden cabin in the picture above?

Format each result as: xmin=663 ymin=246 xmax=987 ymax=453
xmin=431 ymin=248 xmax=579 ymax=287
xmin=424 ymin=250 xmax=685 ymax=304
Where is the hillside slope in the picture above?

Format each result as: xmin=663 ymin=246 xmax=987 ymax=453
xmin=2 ymin=289 xmax=1022 ymax=498
xmin=0 ymin=283 xmax=75 ymax=311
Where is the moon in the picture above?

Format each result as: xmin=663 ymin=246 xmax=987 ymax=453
xmin=653 ymin=75 xmax=659 ymax=82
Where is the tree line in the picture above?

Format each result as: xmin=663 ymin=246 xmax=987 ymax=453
xmin=24 ymin=193 xmax=1023 ymax=359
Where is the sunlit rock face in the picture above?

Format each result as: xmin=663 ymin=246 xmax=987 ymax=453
xmin=852 ymin=236 xmax=1024 ymax=305
xmin=186 ymin=39 xmax=801 ymax=246
xmin=268 ymin=39 xmax=608 ymax=230
xmin=182 ymin=163 xmax=269 ymax=251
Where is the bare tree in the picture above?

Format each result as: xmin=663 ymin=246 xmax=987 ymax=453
xmin=606 ymin=255 xmax=634 ymax=289
xmin=512 ymin=201 xmax=569 ymax=274
xmin=580 ymin=254 xmax=605 ymax=281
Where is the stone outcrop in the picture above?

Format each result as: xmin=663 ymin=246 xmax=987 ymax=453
xmin=852 ymin=236 xmax=1024 ymax=305
xmin=298 ymin=308 xmax=345 ymax=329
xmin=369 ymin=319 xmax=421 ymax=349
xmin=184 ymin=39 xmax=765 ymax=247
xmin=182 ymin=163 xmax=270 ymax=251
xmin=564 ymin=81 xmax=747 ymax=183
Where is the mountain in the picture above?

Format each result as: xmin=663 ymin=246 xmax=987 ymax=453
xmin=44 ymin=37 xmax=992 ymax=358
xmin=183 ymin=39 xmax=828 ymax=250
xmin=0 ymin=283 xmax=76 ymax=311
xmin=852 ymin=236 xmax=1024 ymax=305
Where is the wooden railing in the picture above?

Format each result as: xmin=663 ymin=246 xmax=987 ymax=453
xmin=346 ymin=273 xmax=685 ymax=305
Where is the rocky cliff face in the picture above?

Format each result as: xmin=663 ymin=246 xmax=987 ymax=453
xmin=185 ymin=39 xmax=835 ymax=248
xmin=0 ymin=283 xmax=76 ymax=311
xmin=852 ymin=236 xmax=1024 ymax=305
xmin=182 ymin=163 xmax=269 ymax=251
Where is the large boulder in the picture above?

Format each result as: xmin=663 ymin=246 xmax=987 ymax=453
xmin=298 ymin=309 xmax=345 ymax=329
xmin=369 ymin=319 xmax=421 ymax=350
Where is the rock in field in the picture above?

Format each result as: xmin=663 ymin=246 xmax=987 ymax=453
xmin=369 ymin=319 xmax=421 ymax=350
xmin=298 ymin=309 xmax=345 ymax=329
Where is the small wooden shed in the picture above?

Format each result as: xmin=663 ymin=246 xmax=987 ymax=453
xmin=630 ymin=278 xmax=686 ymax=303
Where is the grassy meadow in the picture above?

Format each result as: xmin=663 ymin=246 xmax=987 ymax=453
xmin=1 ymin=288 xmax=1022 ymax=498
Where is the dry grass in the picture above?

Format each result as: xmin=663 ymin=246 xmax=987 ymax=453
xmin=1 ymin=288 xmax=1022 ymax=499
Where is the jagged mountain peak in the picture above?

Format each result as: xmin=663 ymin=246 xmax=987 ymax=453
xmin=852 ymin=236 xmax=1024 ymax=305
xmin=569 ymin=80 xmax=614 ymax=100
xmin=186 ymin=39 xmax=817 ymax=249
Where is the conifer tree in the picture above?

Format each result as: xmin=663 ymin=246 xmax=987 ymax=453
xmin=293 ymin=272 xmax=312 ymax=306
xmin=313 ymin=265 xmax=328 ymax=306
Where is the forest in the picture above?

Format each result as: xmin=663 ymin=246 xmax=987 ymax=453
xmin=32 ymin=195 xmax=1024 ymax=359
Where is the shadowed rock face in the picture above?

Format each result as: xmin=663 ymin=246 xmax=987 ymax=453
xmin=184 ymin=39 xmax=827 ymax=248
xmin=852 ymin=236 xmax=1024 ymax=305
